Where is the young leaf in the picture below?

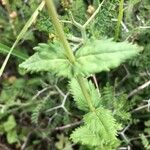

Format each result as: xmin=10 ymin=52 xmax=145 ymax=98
xmin=75 ymin=39 xmax=142 ymax=76
xmin=6 ymin=129 xmax=18 ymax=144
xmin=69 ymin=78 xmax=100 ymax=111
xmin=3 ymin=115 xmax=17 ymax=132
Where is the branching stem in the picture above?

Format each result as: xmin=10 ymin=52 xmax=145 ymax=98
xmin=69 ymin=0 xmax=105 ymax=42
xmin=44 ymin=0 xmax=95 ymax=112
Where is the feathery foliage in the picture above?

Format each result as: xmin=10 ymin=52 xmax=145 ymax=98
xmin=100 ymin=84 xmax=131 ymax=123
xmin=69 ymin=79 xmax=127 ymax=149
xmin=69 ymin=78 xmax=100 ymax=111
xmin=140 ymin=134 xmax=150 ymax=150
xmin=71 ymin=107 xmax=120 ymax=148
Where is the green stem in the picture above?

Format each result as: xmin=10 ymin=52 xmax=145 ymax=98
xmin=115 ymin=0 xmax=124 ymax=41
xmin=45 ymin=0 xmax=95 ymax=112
xmin=77 ymin=76 xmax=95 ymax=112
xmin=68 ymin=11 xmax=87 ymax=42
xmin=44 ymin=0 xmax=75 ymax=64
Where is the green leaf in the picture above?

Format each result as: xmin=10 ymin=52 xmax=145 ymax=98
xmin=69 ymin=78 xmax=100 ymax=111
xmin=0 ymin=43 xmax=28 ymax=60
xmin=100 ymin=84 xmax=131 ymax=123
xmin=84 ymin=107 xmax=120 ymax=141
xmin=140 ymin=134 xmax=150 ymax=150
xmin=75 ymin=39 xmax=142 ymax=76
xmin=19 ymin=41 xmax=73 ymax=77
xmin=19 ymin=39 xmax=141 ymax=77
xmin=71 ymin=126 xmax=101 ymax=146
xmin=3 ymin=115 xmax=17 ymax=132
xmin=6 ymin=129 xmax=18 ymax=144
xmin=71 ymin=107 xmax=121 ymax=147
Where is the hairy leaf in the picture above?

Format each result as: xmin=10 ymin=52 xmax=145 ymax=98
xmin=84 ymin=107 xmax=120 ymax=140
xmin=71 ymin=126 xmax=101 ymax=146
xmin=69 ymin=78 xmax=100 ymax=111
xmin=19 ymin=39 xmax=141 ymax=77
xmin=71 ymin=107 xmax=120 ymax=147
xmin=75 ymin=39 xmax=142 ymax=76
xmin=100 ymin=84 xmax=131 ymax=123
xmin=19 ymin=41 xmax=73 ymax=77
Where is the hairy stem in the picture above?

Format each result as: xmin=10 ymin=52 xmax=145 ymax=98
xmin=77 ymin=76 xmax=95 ymax=112
xmin=44 ymin=0 xmax=75 ymax=64
xmin=44 ymin=0 xmax=95 ymax=112
xmin=115 ymin=0 xmax=124 ymax=41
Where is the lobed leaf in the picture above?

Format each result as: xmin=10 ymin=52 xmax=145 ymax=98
xmin=71 ymin=107 xmax=120 ymax=147
xmin=84 ymin=107 xmax=120 ymax=141
xmin=70 ymin=126 xmax=101 ymax=146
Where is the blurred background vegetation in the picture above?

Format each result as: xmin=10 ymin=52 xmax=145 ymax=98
xmin=0 ymin=0 xmax=150 ymax=149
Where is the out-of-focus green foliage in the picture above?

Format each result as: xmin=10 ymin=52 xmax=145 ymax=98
xmin=0 ymin=0 xmax=149 ymax=149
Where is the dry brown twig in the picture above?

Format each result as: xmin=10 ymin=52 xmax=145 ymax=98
xmin=54 ymin=121 xmax=83 ymax=131
xmin=128 ymin=80 xmax=150 ymax=98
